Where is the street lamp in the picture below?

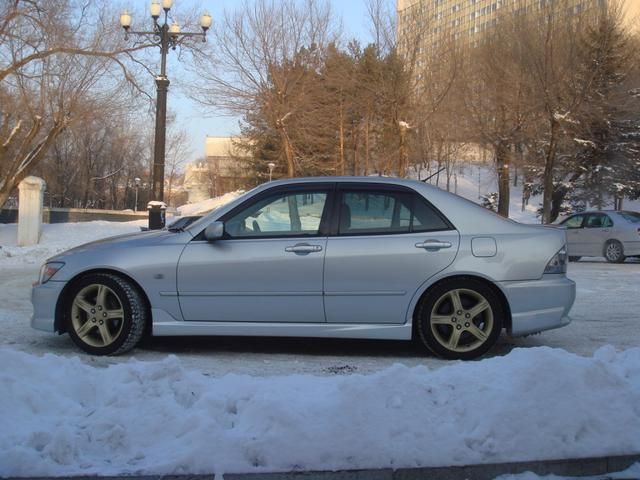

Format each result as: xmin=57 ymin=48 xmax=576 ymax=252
xmin=134 ymin=177 xmax=141 ymax=212
xmin=268 ymin=162 xmax=276 ymax=182
xmin=120 ymin=2 xmax=212 ymax=206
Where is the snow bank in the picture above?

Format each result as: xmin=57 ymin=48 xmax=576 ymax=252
xmin=1 ymin=345 xmax=639 ymax=477
xmin=0 ymin=221 xmax=142 ymax=267
xmin=177 ymin=191 xmax=243 ymax=216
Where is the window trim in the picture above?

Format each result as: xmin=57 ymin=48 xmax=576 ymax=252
xmin=330 ymin=183 xmax=455 ymax=237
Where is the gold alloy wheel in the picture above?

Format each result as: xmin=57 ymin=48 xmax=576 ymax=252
xmin=430 ymin=288 xmax=494 ymax=353
xmin=71 ymin=284 xmax=125 ymax=348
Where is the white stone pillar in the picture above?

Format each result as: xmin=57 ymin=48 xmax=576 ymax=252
xmin=17 ymin=176 xmax=46 ymax=246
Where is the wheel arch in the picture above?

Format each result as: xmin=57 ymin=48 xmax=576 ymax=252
xmin=55 ymin=268 xmax=152 ymax=335
xmin=410 ymin=274 xmax=512 ymax=336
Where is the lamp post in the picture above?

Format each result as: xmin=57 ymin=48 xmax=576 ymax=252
xmin=268 ymin=162 xmax=276 ymax=182
xmin=120 ymin=1 xmax=212 ymax=205
xmin=134 ymin=177 xmax=141 ymax=211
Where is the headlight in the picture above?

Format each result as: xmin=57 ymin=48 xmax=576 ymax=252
xmin=544 ymin=246 xmax=567 ymax=274
xmin=38 ymin=262 xmax=65 ymax=284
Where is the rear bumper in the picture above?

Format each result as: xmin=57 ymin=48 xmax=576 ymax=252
xmin=499 ymin=275 xmax=575 ymax=336
xmin=31 ymin=280 xmax=66 ymax=333
xmin=622 ymin=240 xmax=640 ymax=256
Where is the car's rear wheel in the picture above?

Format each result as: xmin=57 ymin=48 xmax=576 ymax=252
xmin=416 ymin=279 xmax=503 ymax=360
xmin=66 ymin=273 xmax=147 ymax=355
xmin=604 ymin=240 xmax=626 ymax=263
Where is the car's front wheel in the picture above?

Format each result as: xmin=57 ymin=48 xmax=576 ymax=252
xmin=416 ymin=279 xmax=504 ymax=360
xmin=604 ymin=240 xmax=626 ymax=263
xmin=66 ymin=273 xmax=147 ymax=355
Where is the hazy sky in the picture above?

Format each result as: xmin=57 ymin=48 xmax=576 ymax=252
xmin=158 ymin=0 xmax=383 ymax=160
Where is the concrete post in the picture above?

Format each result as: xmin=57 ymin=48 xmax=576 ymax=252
xmin=17 ymin=176 xmax=46 ymax=246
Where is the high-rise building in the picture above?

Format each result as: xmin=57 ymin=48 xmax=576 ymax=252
xmin=397 ymin=0 xmax=640 ymax=58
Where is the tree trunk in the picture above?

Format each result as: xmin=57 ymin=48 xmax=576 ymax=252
xmin=364 ymin=116 xmax=370 ymax=176
xmin=542 ymin=118 xmax=559 ymax=224
xmin=496 ymin=141 xmax=510 ymax=218
xmin=339 ymin=103 xmax=345 ymax=176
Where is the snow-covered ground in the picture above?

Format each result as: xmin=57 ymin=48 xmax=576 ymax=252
xmin=1 ymin=173 xmax=639 ymax=478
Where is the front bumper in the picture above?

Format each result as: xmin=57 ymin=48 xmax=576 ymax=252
xmin=499 ymin=275 xmax=576 ymax=336
xmin=31 ymin=280 xmax=66 ymax=333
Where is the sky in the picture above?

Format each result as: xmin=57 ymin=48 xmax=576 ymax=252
xmin=159 ymin=0 xmax=384 ymax=161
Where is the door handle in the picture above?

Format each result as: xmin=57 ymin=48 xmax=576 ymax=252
xmin=285 ymin=243 xmax=323 ymax=254
xmin=415 ymin=240 xmax=452 ymax=251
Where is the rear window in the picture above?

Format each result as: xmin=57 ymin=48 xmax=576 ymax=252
xmin=619 ymin=212 xmax=640 ymax=223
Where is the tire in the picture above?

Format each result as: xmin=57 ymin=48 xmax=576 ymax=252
xmin=66 ymin=273 xmax=147 ymax=355
xmin=569 ymin=256 xmax=581 ymax=262
xmin=416 ymin=278 xmax=504 ymax=360
xmin=604 ymin=240 xmax=626 ymax=263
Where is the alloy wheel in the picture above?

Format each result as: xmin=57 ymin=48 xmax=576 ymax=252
xmin=71 ymin=283 xmax=125 ymax=348
xmin=429 ymin=288 xmax=494 ymax=353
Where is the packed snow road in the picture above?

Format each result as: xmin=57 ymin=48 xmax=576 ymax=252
xmin=1 ymin=258 xmax=638 ymax=376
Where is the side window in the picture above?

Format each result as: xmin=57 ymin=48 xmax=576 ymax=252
xmin=338 ymin=190 xmax=451 ymax=235
xmin=603 ymin=215 xmax=613 ymax=228
xmin=340 ymin=191 xmax=411 ymax=235
xmin=225 ymin=191 xmax=328 ymax=238
xmin=411 ymin=194 xmax=452 ymax=232
xmin=563 ymin=215 xmax=584 ymax=229
xmin=585 ymin=214 xmax=608 ymax=229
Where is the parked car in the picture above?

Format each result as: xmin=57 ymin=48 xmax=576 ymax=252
xmin=31 ymin=177 xmax=575 ymax=360
xmin=557 ymin=210 xmax=640 ymax=263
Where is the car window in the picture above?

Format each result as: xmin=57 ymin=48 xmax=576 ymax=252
xmin=338 ymin=190 xmax=450 ymax=235
xmin=411 ymin=194 xmax=452 ymax=232
xmin=584 ymin=214 xmax=613 ymax=228
xmin=562 ymin=215 xmax=584 ymax=229
xmin=225 ymin=191 xmax=328 ymax=238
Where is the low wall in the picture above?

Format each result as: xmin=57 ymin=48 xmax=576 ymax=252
xmin=0 ymin=207 xmax=149 ymax=224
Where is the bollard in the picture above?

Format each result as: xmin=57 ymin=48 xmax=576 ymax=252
xmin=147 ymin=201 xmax=167 ymax=230
xmin=17 ymin=176 xmax=46 ymax=246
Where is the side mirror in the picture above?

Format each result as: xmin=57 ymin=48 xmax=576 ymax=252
xmin=204 ymin=221 xmax=224 ymax=241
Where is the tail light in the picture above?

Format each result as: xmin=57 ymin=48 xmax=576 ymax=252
xmin=544 ymin=246 xmax=568 ymax=274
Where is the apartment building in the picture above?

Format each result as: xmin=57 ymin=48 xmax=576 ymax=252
xmin=397 ymin=0 xmax=640 ymax=58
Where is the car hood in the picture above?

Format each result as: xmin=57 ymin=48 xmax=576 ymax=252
xmin=48 ymin=229 xmax=189 ymax=262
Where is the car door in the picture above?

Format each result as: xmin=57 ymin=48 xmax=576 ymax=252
xmin=582 ymin=213 xmax=613 ymax=256
xmin=177 ymin=185 xmax=333 ymax=322
xmin=323 ymin=184 xmax=459 ymax=324
xmin=562 ymin=214 xmax=587 ymax=256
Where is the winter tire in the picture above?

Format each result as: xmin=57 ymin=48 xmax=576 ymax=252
xmin=604 ymin=240 xmax=625 ymax=263
xmin=66 ymin=273 xmax=147 ymax=355
xmin=416 ymin=278 xmax=503 ymax=360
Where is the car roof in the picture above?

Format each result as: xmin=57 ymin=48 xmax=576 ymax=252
xmin=266 ymin=176 xmax=426 ymax=187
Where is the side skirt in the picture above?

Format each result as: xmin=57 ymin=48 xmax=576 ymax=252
xmin=152 ymin=319 xmax=412 ymax=340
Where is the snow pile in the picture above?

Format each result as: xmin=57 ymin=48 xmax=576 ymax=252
xmin=0 ymin=221 xmax=142 ymax=267
xmin=1 ymin=345 xmax=639 ymax=477
xmin=177 ymin=191 xmax=243 ymax=216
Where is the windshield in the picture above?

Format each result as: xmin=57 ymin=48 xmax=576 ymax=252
xmin=619 ymin=211 xmax=640 ymax=223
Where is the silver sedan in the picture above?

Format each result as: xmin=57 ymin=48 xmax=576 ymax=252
xmin=559 ymin=210 xmax=640 ymax=263
xmin=31 ymin=177 xmax=575 ymax=360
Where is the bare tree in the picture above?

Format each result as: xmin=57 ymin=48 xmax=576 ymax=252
xmin=0 ymin=0 xmax=150 ymax=208
xmin=189 ymin=0 xmax=336 ymax=177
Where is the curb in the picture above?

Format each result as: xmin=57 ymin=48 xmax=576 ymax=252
xmin=11 ymin=453 xmax=640 ymax=480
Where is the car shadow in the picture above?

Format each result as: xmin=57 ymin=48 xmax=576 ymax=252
xmin=139 ymin=334 xmax=428 ymax=358
xmin=138 ymin=333 xmax=531 ymax=361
